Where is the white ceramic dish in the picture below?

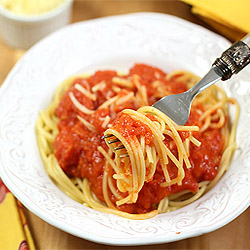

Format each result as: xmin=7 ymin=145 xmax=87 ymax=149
xmin=0 ymin=0 xmax=72 ymax=49
xmin=0 ymin=13 xmax=249 ymax=246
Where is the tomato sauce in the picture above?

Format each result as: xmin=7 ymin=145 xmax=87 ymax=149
xmin=54 ymin=64 xmax=224 ymax=214
xmin=112 ymin=113 xmax=154 ymax=144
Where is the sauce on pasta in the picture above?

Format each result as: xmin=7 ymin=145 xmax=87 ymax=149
xmin=53 ymin=64 xmax=225 ymax=214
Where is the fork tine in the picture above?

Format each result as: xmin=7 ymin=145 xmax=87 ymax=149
xmin=120 ymin=153 xmax=129 ymax=158
xmin=102 ymin=134 xmax=113 ymax=139
xmin=114 ymin=145 xmax=125 ymax=150
xmin=108 ymin=139 xmax=120 ymax=144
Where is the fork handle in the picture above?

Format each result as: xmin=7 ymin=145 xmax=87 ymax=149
xmin=213 ymin=33 xmax=250 ymax=80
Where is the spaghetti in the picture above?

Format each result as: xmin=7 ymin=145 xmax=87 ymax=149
xmin=36 ymin=64 xmax=239 ymax=219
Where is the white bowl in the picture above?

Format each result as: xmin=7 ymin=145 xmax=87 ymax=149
xmin=0 ymin=13 xmax=249 ymax=246
xmin=0 ymin=0 xmax=73 ymax=49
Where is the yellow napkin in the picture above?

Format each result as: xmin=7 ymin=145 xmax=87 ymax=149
xmin=182 ymin=0 xmax=249 ymax=41
xmin=0 ymin=179 xmax=35 ymax=250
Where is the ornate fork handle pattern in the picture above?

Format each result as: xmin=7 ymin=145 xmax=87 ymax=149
xmin=213 ymin=39 xmax=250 ymax=80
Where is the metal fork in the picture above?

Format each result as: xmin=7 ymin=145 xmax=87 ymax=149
xmin=153 ymin=34 xmax=250 ymax=125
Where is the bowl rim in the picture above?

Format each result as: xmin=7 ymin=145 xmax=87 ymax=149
xmin=0 ymin=12 xmax=249 ymax=246
xmin=0 ymin=0 xmax=73 ymax=22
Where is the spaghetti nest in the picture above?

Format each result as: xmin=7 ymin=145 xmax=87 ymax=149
xmin=36 ymin=64 xmax=239 ymax=219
